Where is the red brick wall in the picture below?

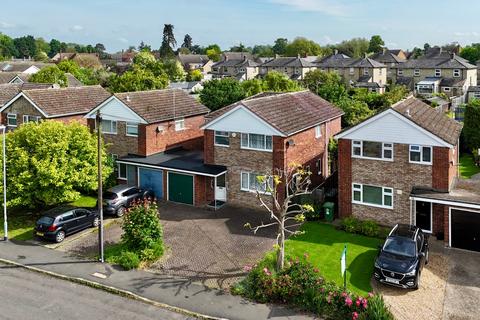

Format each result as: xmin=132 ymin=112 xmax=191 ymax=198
xmin=53 ymin=114 xmax=88 ymax=125
xmin=444 ymin=205 xmax=450 ymax=245
xmin=338 ymin=139 xmax=352 ymax=218
xmin=432 ymin=203 xmax=445 ymax=235
xmin=204 ymin=129 xmax=214 ymax=164
xmin=272 ymin=136 xmax=287 ymax=203
xmin=194 ymin=175 xmax=207 ymax=206
xmin=432 ymin=146 xmax=450 ymax=191
xmin=139 ymin=115 xmax=205 ymax=156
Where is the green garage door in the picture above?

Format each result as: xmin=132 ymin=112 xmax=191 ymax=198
xmin=168 ymin=172 xmax=194 ymax=205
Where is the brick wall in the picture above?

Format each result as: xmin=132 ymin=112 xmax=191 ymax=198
xmin=338 ymin=139 xmax=352 ymax=218
xmin=432 ymin=146 xmax=450 ymax=191
xmin=204 ymin=129 xmax=214 ymax=164
xmin=194 ymin=175 xmax=207 ymax=206
xmin=103 ymin=121 xmax=139 ymax=157
xmin=432 ymin=203 xmax=446 ymax=235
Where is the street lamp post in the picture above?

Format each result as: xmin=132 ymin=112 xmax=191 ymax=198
xmin=1 ymin=125 xmax=7 ymax=241
xmin=96 ymin=111 xmax=104 ymax=262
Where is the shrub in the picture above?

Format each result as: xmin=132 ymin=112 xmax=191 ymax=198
xmin=358 ymin=294 xmax=394 ymax=320
xmin=140 ymin=240 xmax=164 ymax=262
xmin=121 ymin=200 xmax=163 ymax=251
xmin=116 ymin=251 xmax=140 ymax=270
xmin=342 ymin=217 xmax=361 ymax=233
xmin=360 ymin=220 xmax=379 ymax=237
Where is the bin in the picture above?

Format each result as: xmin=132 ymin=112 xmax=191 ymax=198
xmin=323 ymin=202 xmax=335 ymax=222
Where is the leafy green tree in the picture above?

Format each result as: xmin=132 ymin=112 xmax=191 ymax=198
xmin=138 ymin=41 xmax=151 ymax=52
xmin=262 ymin=71 xmax=302 ymax=92
xmin=272 ymin=38 xmax=288 ymax=55
xmin=334 ymin=38 xmax=369 ymax=58
xmin=34 ymin=51 xmax=49 ymax=62
xmin=463 ymin=99 xmax=480 ymax=151
xmin=241 ymin=78 xmax=264 ymax=96
xmin=3 ymin=121 xmax=112 ymax=208
xmin=29 ymin=65 xmax=68 ymax=87
xmin=368 ymin=35 xmax=384 ymax=53
xmin=411 ymin=47 xmax=423 ymax=59
xmin=252 ymin=45 xmax=274 ymax=57
xmin=35 ymin=37 xmax=50 ymax=56
xmin=162 ymin=59 xmax=186 ymax=82
xmin=57 ymin=60 xmax=100 ymax=85
xmin=460 ymin=43 xmax=480 ymax=64
xmin=48 ymin=39 xmax=62 ymax=57
xmin=205 ymin=44 xmax=222 ymax=61
xmin=284 ymin=37 xmax=323 ymax=57
xmin=108 ymin=68 xmax=168 ymax=93
xmin=159 ymin=24 xmax=176 ymax=58
xmin=0 ymin=33 xmax=17 ymax=58
xmin=181 ymin=34 xmax=192 ymax=50
xmin=336 ymin=97 xmax=374 ymax=127
xmin=94 ymin=43 xmax=106 ymax=53
xmin=13 ymin=35 xmax=37 ymax=58
xmin=383 ymin=84 xmax=409 ymax=106
xmin=303 ymin=70 xmax=347 ymax=103
xmin=230 ymin=43 xmax=251 ymax=53
xmin=199 ymin=78 xmax=246 ymax=110
xmin=423 ymin=43 xmax=431 ymax=54
xmin=186 ymin=69 xmax=203 ymax=81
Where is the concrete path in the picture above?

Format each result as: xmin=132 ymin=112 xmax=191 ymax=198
xmin=0 ymin=240 xmax=315 ymax=320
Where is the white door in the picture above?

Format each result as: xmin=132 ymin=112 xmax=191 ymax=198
xmin=215 ymin=174 xmax=226 ymax=202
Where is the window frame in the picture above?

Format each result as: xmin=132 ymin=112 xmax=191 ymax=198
xmin=315 ymin=125 xmax=322 ymax=138
xmin=352 ymin=183 xmax=393 ymax=209
xmin=214 ymin=130 xmax=230 ymax=147
xmin=363 ymin=68 xmax=369 ymax=76
xmin=240 ymin=171 xmax=273 ymax=194
xmin=125 ymin=122 xmax=138 ymax=137
xmin=117 ymin=163 xmax=127 ymax=180
xmin=397 ymin=69 xmax=403 ymax=76
xmin=349 ymin=67 xmax=354 ymax=75
xmin=351 ymin=140 xmax=394 ymax=161
xmin=101 ymin=119 xmax=117 ymax=134
xmin=435 ymin=69 xmax=441 ymax=77
xmin=409 ymin=145 xmax=432 ymax=165
xmin=23 ymin=115 xmax=41 ymax=124
xmin=174 ymin=118 xmax=185 ymax=131
xmin=240 ymin=133 xmax=273 ymax=152
xmin=453 ymin=69 xmax=461 ymax=78
xmin=443 ymin=87 xmax=451 ymax=92
xmin=7 ymin=113 xmax=17 ymax=127
xmin=414 ymin=69 xmax=420 ymax=76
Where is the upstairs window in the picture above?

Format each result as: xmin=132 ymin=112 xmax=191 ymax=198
xmin=435 ymin=69 xmax=441 ymax=77
xmin=23 ymin=115 xmax=41 ymax=123
xmin=126 ymin=122 xmax=138 ymax=136
xmin=349 ymin=67 xmax=354 ymax=75
xmin=315 ymin=125 xmax=322 ymax=138
xmin=414 ymin=69 xmax=420 ymax=76
xmin=352 ymin=140 xmax=393 ymax=160
xmin=397 ymin=69 xmax=403 ymax=76
xmin=175 ymin=118 xmax=185 ymax=131
xmin=363 ymin=68 xmax=369 ymax=75
xmin=409 ymin=145 xmax=432 ymax=164
xmin=214 ymin=131 xmax=229 ymax=146
xmin=101 ymin=119 xmax=117 ymax=134
xmin=453 ymin=69 xmax=461 ymax=77
xmin=7 ymin=113 xmax=17 ymax=127
xmin=241 ymin=133 xmax=273 ymax=151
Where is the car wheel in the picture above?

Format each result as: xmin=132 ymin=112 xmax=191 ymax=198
xmin=55 ymin=230 xmax=66 ymax=243
xmin=425 ymin=249 xmax=429 ymax=265
xmin=92 ymin=217 xmax=100 ymax=227
xmin=116 ymin=206 xmax=126 ymax=218
xmin=413 ymin=271 xmax=421 ymax=290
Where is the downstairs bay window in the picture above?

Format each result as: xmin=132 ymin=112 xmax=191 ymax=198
xmin=352 ymin=183 xmax=393 ymax=209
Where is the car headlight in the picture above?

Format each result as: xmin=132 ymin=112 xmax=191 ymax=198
xmin=405 ymin=268 xmax=416 ymax=276
xmin=374 ymin=260 xmax=381 ymax=268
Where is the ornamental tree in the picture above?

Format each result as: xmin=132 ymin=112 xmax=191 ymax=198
xmin=199 ymin=78 xmax=246 ymax=110
xmin=29 ymin=65 xmax=68 ymax=87
xmin=245 ymin=164 xmax=313 ymax=271
xmin=463 ymin=99 xmax=480 ymax=151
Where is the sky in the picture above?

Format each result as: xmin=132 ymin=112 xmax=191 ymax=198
xmin=1 ymin=0 xmax=480 ymax=53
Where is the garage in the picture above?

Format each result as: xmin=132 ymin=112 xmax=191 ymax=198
xmin=451 ymin=208 xmax=480 ymax=252
xmin=138 ymin=168 xmax=163 ymax=199
xmin=168 ymin=172 xmax=194 ymax=205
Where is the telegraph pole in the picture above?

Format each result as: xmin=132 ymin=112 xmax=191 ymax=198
xmin=96 ymin=111 xmax=104 ymax=262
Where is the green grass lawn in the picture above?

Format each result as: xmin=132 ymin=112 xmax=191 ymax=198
xmin=0 ymin=194 xmax=97 ymax=241
xmin=282 ymin=222 xmax=382 ymax=296
xmin=459 ymin=154 xmax=480 ymax=179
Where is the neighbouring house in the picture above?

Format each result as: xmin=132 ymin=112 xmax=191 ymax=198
xmin=0 ymin=83 xmax=55 ymax=109
xmin=258 ymin=55 xmax=317 ymax=80
xmin=51 ymin=52 xmax=102 ymax=69
xmin=336 ymin=96 xmax=480 ymax=252
xmin=201 ymin=90 xmax=343 ymax=209
xmin=0 ymin=72 xmax=29 ymax=84
xmin=393 ymin=48 xmax=477 ymax=97
xmin=168 ymin=81 xmax=203 ymax=95
xmin=466 ymin=86 xmax=480 ymax=102
xmin=211 ymin=52 xmax=260 ymax=81
xmin=370 ymin=49 xmax=407 ymax=82
xmin=84 ymin=89 xmax=225 ymax=207
xmin=0 ymin=61 xmax=52 ymax=74
xmin=177 ymin=54 xmax=213 ymax=74
xmin=316 ymin=52 xmax=387 ymax=93
xmin=0 ymin=85 xmax=110 ymax=130
xmin=388 ymin=49 xmax=408 ymax=61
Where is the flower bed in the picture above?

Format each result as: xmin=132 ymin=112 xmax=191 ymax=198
xmin=233 ymin=255 xmax=394 ymax=320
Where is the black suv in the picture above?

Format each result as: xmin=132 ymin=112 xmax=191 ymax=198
xmin=374 ymin=224 xmax=429 ymax=289
xmin=102 ymin=185 xmax=154 ymax=217
xmin=34 ymin=206 xmax=99 ymax=243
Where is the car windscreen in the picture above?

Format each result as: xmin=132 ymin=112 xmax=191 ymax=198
xmin=103 ymin=191 xmax=118 ymax=200
xmin=37 ymin=216 xmax=55 ymax=225
xmin=382 ymin=238 xmax=416 ymax=257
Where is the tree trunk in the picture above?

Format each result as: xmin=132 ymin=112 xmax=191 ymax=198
xmin=276 ymin=220 xmax=285 ymax=271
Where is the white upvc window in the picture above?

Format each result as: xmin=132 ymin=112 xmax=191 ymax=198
xmin=352 ymin=183 xmax=393 ymax=209
xmin=214 ymin=131 xmax=229 ymax=146
xmin=349 ymin=67 xmax=354 ymax=75
xmin=7 ymin=113 xmax=17 ymax=127
xmin=315 ymin=125 xmax=322 ymax=138
xmin=409 ymin=145 xmax=432 ymax=164
xmin=443 ymin=87 xmax=451 ymax=92
xmin=397 ymin=69 xmax=403 ymax=76
xmin=175 ymin=118 xmax=185 ymax=131
xmin=435 ymin=69 xmax=441 ymax=77
xmin=126 ymin=122 xmax=138 ymax=137
xmin=101 ymin=119 xmax=117 ymax=134
xmin=453 ymin=69 xmax=461 ymax=77
xmin=118 ymin=163 xmax=127 ymax=180
xmin=363 ymin=68 xmax=369 ymax=76
xmin=474 ymin=92 xmax=480 ymax=98
xmin=240 ymin=133 xmax=273 ymax=151
xmin=316 ymin=158 xmax=323 ymax=176
xmin=414 ymin=69 xmax=420 ymax=76
xmin=352 ymin=140 xmax=393 ymax=161
xmin=240 ymin=171 xmax=273 ymax=194
xmin=23 ymin=115 xmax=41 ymax=123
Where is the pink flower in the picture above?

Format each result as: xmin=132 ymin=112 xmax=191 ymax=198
xmin=262 ymin=267 xmax=271 ymax=276
xmin=356 ymin=298 xmax=361 ymax=307
xmin=313 ymin=268 xmax=319 ymax=273
xmin=368 ymin=292 xmax=374 ymax=298
xmin=303 ymin=252 xmax=309 ymax=259
xmin=345 ymin=297 xmax=353 ymax=307
xmin=341 ymin=292 xmax=347 ymax=298
xmin=243 ymin=265 xmax=252 ymax=272
xmin=362 ymin=299 xmax=368 ymax=309
xmin=352 ymin=312 xmax=359 ymax=320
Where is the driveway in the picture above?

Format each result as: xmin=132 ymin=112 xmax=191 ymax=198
xmin=373 ymin=240 xmax=480 ymax=320
xmin=55 ymin=202 xmax=278 ymax=289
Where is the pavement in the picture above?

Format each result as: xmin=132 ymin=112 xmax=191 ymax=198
xmin=0 ymin=240 xmax=315 ymax=320
xmin=0 ymin=264 xmax=192 ymax=320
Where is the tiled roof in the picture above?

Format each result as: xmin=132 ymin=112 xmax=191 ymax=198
xmin=115 ymin=89 xmax=209 ymax=124
xmin=400 ymin=52 xmax=475 ymax=69
xmin=370 ymin=51 xmax=405 ymax=64
xmin=206 ymin=90 xmax=343 ymax=136
xmin=65 ymin=73 xmax=83 ymax=87
xmin=22 ymin=85 xmax=111 ymax=117
xmin=0 ymin=61 xmax=52 ymax=72
xmin=177 ymin=54 xmax=210 ymax=65
xmin=260 ymin=57 xmax=316 ymax=68
xmin=0 ymin=83 xmax=54 ymax=106
xmin=439 ymin=78 xmax=466 ymax=87
xmin=349 ymin=57 xmax=386 ymax=68
xmin=0 ymin=72 xmax=23 ymax=84
xmin=316 ymin=55 xmax=385 ymax=69
xmin=467 ymin=85 xmax=480 ymax=92
xmin=392 ymin=96 xmax=462 ymax=145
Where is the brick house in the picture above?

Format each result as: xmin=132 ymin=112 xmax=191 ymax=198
xmin=336 ymin=96 xmax=480 ymax=252
xmin=201 ymin=91 xmax=343 ymax=209
xmin=0 ymin=85 xmax=110 ymax=130
xmin=85 ymin=89 xmax=227 ymax=207
xmin=258 ymin=56 xmax=317 ymax=80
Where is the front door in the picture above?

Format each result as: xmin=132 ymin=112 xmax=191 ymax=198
xmin=416 ymin=201 xmax=432 ymax=233
xmin=215 ymin=174 xmax=227 ymax=202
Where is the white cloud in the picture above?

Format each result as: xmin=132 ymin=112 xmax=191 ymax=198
xmin=70 ymin=25 xmax=84 ymax=32
xmin=0 ymin=21 xmax=15 ymax=28
xmin=118 ymin=37 xmax=129 ymax=43
xmin=270 ymin=0 xmax=350 ymax=16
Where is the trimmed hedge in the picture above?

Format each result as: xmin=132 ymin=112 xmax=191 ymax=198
xmin=340 ymin=217 xmax=389 ymax=239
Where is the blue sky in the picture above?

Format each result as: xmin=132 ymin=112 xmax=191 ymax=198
xmin=1 ymin=0 xmax=480 ymax=52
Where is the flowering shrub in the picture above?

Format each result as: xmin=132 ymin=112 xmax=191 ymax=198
xmin=233 ymin=255 xmax=394 ymax=320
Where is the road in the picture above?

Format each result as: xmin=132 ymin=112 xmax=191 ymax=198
xmin=0 ymin=264 xmax=194 ymax=320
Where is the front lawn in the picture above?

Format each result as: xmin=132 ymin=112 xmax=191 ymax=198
xmin=459 ymin=154 xmax=480 ymax=179
xmin=282 ymin=222 xmax=382 ymax=296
